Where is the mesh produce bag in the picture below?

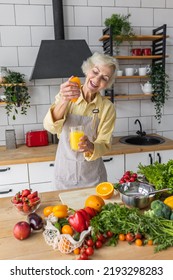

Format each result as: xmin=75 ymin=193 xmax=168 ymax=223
xmin=43 ymin=214 xmax=91 ymax=254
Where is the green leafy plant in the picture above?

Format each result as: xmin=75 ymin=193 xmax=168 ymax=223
xmin=104 ymin=13 xmax=135 ymax=54
xmin=2 ymin=70 xmax=30 ymax=120
xmin=149 ymin=64 xmax=170 ymax=123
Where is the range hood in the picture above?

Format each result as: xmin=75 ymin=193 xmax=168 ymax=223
xmin=30 ymin=0 xmax=92 ymax=80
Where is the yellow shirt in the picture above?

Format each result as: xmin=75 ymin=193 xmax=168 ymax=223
xmin=43 ymin=90 xmax=116 ymax=161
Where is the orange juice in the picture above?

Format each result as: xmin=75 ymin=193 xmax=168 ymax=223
xmin=70 ymin=126 xmax=84 ymax=151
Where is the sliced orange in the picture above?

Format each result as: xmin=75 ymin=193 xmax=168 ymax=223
xmin=85 ymin=195 xmax=105 ymax=212
xmin=70 ymin=76 xmax=81 ymax=102
xmin=96 ymin=182 xmax=114 ymax=199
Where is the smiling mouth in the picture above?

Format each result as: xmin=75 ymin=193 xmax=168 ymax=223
xmin=90 ymin=80 xmax=98 ymax=89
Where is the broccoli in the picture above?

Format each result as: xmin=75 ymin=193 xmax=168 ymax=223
xmin=144 ymin=200 xmax=172 ymax=219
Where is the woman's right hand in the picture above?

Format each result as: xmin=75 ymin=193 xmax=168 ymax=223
xmin=60 ymin=77 xmax=81 ymax=102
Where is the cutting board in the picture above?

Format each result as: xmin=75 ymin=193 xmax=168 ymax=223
xmin=59 ymin=187 xmax=122 ymax=210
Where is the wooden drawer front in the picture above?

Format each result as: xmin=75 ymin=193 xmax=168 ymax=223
xmin=0 ymin=183 xmax=30 ymax=198
xmin=0 ymin=164 xmax=28 ymax=185
xmin=28 ymin=162 xmax=54 ymax=184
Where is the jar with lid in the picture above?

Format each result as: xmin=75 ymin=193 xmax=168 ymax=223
xmin=0 ymin=67 xmax=7 ymax=84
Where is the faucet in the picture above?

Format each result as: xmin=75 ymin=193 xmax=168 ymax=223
xmin=134 ymin=119 xmax=146 ymax=137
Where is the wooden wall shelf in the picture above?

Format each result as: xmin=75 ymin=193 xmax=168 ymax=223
xmin=106 ymin=94 xmax=152 ymax=100
xmin=99 ymin=34 xmax=169 ymax=42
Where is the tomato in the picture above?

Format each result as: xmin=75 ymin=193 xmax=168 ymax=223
xmin=61 ymin=225 xmax=74 ymax=236
xmin=129 ymin=177 xmax=135 ymax=182
xmin=95 ymin=240 xmax=103 ymax=249
xmin=79 ymin=252 xmax=89 ymax=260
xmin=147 ymin=239 xmax=153 ymax=246
xmin=106 ymin=231 xmax=113 ymax=238
xmin=96 ymin=233 xmax=105 ymax=242
xmin=135 ymin=238 xmax=143 ymax=246
xmin=126 ymin=232 xmax=135 ymax=242
xmin=73 ymin=248 xmax=80 ymax=255
xmin=85 ymin=246 xmax=94 ymax=256
xmin=135 ymin=233 xmax=143 ymax=239
xmin=118 ymin=233 xmax=126 ymax=241
xmin=86 ymin=238 xmax=94 ymax=247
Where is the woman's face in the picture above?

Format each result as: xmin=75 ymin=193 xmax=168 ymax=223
xmin=84 ymin=64 xmax=114 ymax=93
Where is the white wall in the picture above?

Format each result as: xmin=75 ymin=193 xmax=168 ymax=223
xmin=0 ymin=0 xmax=173 ymax=146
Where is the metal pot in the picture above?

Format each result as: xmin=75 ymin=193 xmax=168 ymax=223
xmin=117 ymin=182 xmax=157 ymax=209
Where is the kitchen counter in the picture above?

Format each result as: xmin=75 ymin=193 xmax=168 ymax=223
xmin=0 ymin=189 xmax=172 ymax=260
xmin=1 ymin=134 xmax=173 ymax=166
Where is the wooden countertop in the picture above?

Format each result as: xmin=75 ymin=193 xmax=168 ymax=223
xmin=0 ymin=134 xmax=173 ymax=166
xmin=0 ymin=189 xmax=172 ymax=260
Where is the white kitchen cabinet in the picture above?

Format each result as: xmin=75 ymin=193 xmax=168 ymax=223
xmin=103 ymin=155 xmax=125 ymax=183
xmin=125 ymin=149 xmax=173 ymax=172
xmin=0 ymin=163 xmax=29 ymax=197
xmin=0 ymin=183 xmax=30 ymax=198
xmin=28 ymin=161 xmax=55 ymax=192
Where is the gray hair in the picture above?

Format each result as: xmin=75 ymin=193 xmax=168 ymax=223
xmin=81 ymin=52 xmax=119 ymax=88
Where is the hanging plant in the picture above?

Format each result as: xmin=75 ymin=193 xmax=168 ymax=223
xmin=104 ymin=13 xmax=136 ymax=55
xmin=149 ymin=64 xmax=170 ymax=124
xmin=2 ymin=70 xmax=30 ymax=120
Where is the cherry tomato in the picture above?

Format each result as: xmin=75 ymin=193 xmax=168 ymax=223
xmin=126 ymin=232 xmax=135 ymax=242
xmin=147 ymin=239 xmax=153 ymax=246
xmin=86 ymin=238 xmax=94 ymax=247
xmin=85 ymin=246 xmax=94 ymax=256
xmin=129 ymin=177 xmax=135 ymax=182
xmin=135 ymin=238 xmax=143 ymax=246
xmin=79 ymin=252 xmax=89 ymax=260
xmin=118 ymin=233 xmax=126 ymax=241
xmin=96 ymin=233 xmax=105 ymax=242
xmin=135 ymin=233 xmax=143 ymax=239
xmin=106 ymin=231 xmax=113 ymax=238
xmin=95 ymin=240 xmax=103 ymax=249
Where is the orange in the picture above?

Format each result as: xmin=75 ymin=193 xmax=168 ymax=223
xmin=135 ymin=239 xmax=143 ymax=246
xmin=61 ymin=225 xmax=74 ymax=236
xmin=53 ymin=210 xmax=68 ymax=218
xmin=85 ymin=195 xmax=105 ymax=212
xmin=43 ymin=206 xmax=54 ymax=217
xmin=96 ymin=182 xmax=114 ymax=199
xmin=70 ymin=76 xmax=81 ymax=102
xmin=53 ymin=204 xmax=68 ymax=212
xmin=73 ymin=247 xmax=80 ymax=255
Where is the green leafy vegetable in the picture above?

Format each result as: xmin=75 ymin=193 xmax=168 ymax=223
xmin=90 ymin=202 xmax=173 ymax=252
xmin=137 ymin=159 xmax=173 ymax=193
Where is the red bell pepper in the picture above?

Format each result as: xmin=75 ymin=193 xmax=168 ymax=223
xmin=68 ymin=211 xmax=87 ymax=233
xmin=84 ymin=206 xmax=97 ymax=218
xmin=77 ymin=209 xmax=90 ymax=228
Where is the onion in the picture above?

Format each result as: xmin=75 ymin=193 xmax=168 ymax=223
xmin=27 ymin=213 xmax=43 ymax=230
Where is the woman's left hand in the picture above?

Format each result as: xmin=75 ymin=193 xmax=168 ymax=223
xmin=78 ymin=135 xmax=94 ymax=154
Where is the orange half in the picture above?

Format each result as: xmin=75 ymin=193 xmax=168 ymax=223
xmin=96 ymin=182 xmax=114 ymax=199
xmin=70 ymin=76 xmax=81 ymax=102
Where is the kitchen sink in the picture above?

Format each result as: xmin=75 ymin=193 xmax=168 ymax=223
xmin=119 ymin=135 xmax=165 ymax=146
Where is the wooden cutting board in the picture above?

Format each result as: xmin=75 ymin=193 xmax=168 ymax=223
xmin=59 ymin=187 xmax=122 ymax=210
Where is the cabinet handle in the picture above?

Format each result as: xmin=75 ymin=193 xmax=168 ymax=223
xmin=157 ymin=153 xmax=161 ymax=163
xmin=103 ymin=157 xmax=113 ymax=162
xmin=0 ymin=189 xmax=12 ymax=195
xmin=149 ymin=153 xmax=153 ymax=165
xmin=0 ymin=167 xmax=11 ymax=172
xmin=49 ymin=163 xmax=54 ymax=167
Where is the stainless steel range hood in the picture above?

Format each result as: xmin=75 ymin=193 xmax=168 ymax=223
xmin=30 ymin=0 xmax=92 ymax=80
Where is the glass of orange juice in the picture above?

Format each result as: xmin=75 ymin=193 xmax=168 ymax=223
xmin=69 ymin=126 xmax=84 ymax=151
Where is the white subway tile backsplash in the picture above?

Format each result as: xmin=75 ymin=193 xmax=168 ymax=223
xmin=116 ymin=0 xmax=140 ymax=7
xmin=65 ymin=26 xmax=88 ymax=41
xmin=1 ymin=26 xmax=31 ymax=46
xmin=31 ymin=26 xmax=54 ymax=46
xmin=29 ymin=86 xmax=50 ymax=105
xmin=64 ymin=6 xmax=75 ymax=26
xmin=130 ymin=8 xmax=153 ymax=26
xmin=75 ymin=7 xmax=101 ymax=26
xmin=0 ymin=107 xmax=8 ymax=125
xmin=114 ymin=118 xmax=128 ymax=133
xmin=166 ymin=0 xmax=173 ymax=8
xmin=8 ymin=106 xmax=37 ymax=125
xmin=154 ymin=9 xmax=173 ymax=27
xmin=88 ymin=0 xmax=114 ymax=6
xmin=142 ymin=0 xmax=165 ymax=8
xmin=18 ymin=46 xmax=39 ymax=66
xmin=0 ymin=47 xmax=18 ymax=66
xmin=116 ymin=100 xmax=140 ymax=118
xmin=0 ymin=5 xmax=15 ymax=25
xmin=102 ymin=7 xmax=128 ymax=25
xmin=15 ymin=5 xmax=45 ymax=25
xmin=36 ymin=104 xmax=50 ymax=123
xmin=63 ymin=0 xmax=87 ymax=6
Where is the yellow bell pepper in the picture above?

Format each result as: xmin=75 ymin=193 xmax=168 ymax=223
xmin=164 ymin=196 xmax=173 ymax=209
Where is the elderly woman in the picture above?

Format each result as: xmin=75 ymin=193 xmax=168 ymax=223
xmin=43 ymin=52 xmax=117 ymax=190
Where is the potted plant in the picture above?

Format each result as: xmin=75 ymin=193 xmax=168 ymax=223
xmin=2 ymin=69 xmax=30 ymax=120
xmin=104 ymin=13 xmax=136 ymax=55
xmin=149 ymin=64 xmax=170 ymax=124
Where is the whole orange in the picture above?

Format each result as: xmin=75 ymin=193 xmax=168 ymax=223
xmin=43 ymin=206 xmax=54 ymax=217
xmin=61 ymin=225 xmax=74 ymax=236
xmin=85 ymin=195 xmax=105 ymax=212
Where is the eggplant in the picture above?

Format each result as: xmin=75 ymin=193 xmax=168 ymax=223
xmin=27 ymin=213 xmax=43 ymax=230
